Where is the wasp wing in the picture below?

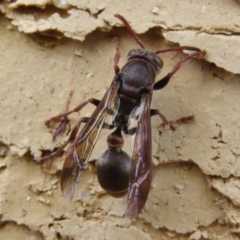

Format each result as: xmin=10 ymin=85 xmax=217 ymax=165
xmin=61 ymin=79 xmax=120 ymax=199
xmin=126 ymin=93 xmax=153 ymax=218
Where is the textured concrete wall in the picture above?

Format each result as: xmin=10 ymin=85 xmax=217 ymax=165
xmin=0 ymin=1 xmax=240 ymax=239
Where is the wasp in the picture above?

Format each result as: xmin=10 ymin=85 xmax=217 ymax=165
xmin=37 ymin=14 xmax=205 ymax=218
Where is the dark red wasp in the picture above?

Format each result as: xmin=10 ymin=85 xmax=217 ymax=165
xmin=37 ymin=14 xmax=205 ymax=218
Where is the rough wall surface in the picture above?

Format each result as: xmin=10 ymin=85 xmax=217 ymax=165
xmin=0 ymin=0 xmax=240 ymax=239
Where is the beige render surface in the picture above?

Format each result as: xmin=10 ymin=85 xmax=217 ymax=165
xmin=0 ymin=0 xmax=240 ymax=239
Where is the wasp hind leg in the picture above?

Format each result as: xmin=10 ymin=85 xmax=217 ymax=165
xmin=36 ymin=116 xmax=114 ymax=164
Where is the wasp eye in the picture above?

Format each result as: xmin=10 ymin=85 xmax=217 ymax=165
xmin=153 ymin=56 xmax=163 ymax=68
xmin=128 ymin=49 xmax=138 ymax=57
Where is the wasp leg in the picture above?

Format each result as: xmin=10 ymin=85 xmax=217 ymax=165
xmin=153 ymin=50 xmax=205 ymax=90
xmin=45 ymin=98 xmax=100 ymax=126
xmin=150 ymin=109 xmax=194 ymax=131
xmin=36 ymin=117 xmax=90 ymax=164
xmin=36 ymin=117 xmax=114 ymax=164
xmin=44 ymin=98 xmax=101 ymax=140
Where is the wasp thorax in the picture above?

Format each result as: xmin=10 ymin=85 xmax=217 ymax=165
xmin=97 ymin=148 xmax=131 ymax=198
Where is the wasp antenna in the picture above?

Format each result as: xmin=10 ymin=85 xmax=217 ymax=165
xmin=155 ymin=46 xmax=202 ymax=54
xmin=114 ymin=14 xmax=145 ymax=49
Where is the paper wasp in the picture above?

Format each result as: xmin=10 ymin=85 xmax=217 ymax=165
xmin=36 ymin=14 xmax=205 ymax=218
